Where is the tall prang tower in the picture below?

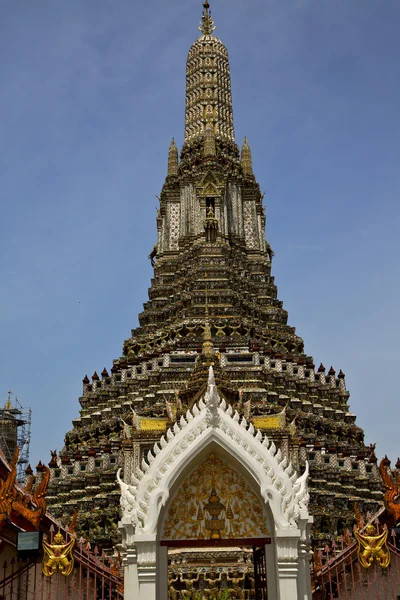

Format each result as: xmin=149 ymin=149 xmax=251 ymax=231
xmin=47 ymin=2 xmax=382 ymax=547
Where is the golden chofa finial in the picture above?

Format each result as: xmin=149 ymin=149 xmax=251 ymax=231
xmin=199 ymin=0 xmax=216 ymax=35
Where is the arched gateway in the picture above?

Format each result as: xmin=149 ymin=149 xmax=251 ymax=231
xmin=118 ymin=368 xmax=313 ymax=600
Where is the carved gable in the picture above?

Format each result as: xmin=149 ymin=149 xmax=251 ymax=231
xmin=118 ymin=367 xmax=309 ymax=536
xmin=197 ymin=170 xmax=223 ymax=197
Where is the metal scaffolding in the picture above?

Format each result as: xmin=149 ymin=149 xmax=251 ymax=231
xmin=0 ymin=391 xmax=32 ymax=483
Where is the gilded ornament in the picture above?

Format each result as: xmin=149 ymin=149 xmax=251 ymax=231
xmin=198 ymin=1 xmax=216 ymax=35
xmin=253 ymin=410 xmax=286 ymax=430
xmin=379 ymin=457 xmax=400 ymax=523
xmin=354 ymin=524 xmax=390 ymax=569
xmin=138 ymin=418 xmax=167 ymax=431
xmin=42 ymin=532 xmax=75 ymax=577
xmin=204 ymin=485 xmax=225 ymax=539
xmin=0 ymin=447 xmax=50 ymax=529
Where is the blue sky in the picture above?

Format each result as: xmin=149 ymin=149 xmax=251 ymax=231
xmin=1 ymin=0 xmax=399 ymax=470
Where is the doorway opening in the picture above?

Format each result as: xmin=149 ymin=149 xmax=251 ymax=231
xmin=163 ymin=538 xmax=270 ymax=599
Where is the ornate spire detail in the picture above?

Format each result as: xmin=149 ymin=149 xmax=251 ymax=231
xmin=185 ymin=4 xmax=234 ymax=143
xmin=241 ymin=137 xmax=253 ymax=176
xmin=167 ymin=138 xmax=178 ymax=176
xmin=203 ymin=122 xmax=216 ymax=157
xmin=198 ymin=1 xmax=216 ymax=35
xmin=202 ymin=276 xmax=214 ymax=356
xmin=205 ymin=367 xmax=220 ymax=428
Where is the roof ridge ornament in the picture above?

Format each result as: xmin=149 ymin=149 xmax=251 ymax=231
xmin=205 ymin=366 xmax=220 ymax=427
xmin=198 ymin=1 xmax=216 ymax=35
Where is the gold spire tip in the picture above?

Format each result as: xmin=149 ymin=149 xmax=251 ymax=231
xmin=198 ymin=0 xmax=216 ymax=35
xmin=5 ymin=391 xmax=12 ymax=410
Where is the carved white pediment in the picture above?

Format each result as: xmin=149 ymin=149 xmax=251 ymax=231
xmin=118 ymin=367 xmax=309 ymax=536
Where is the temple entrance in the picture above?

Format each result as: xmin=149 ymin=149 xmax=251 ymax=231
xmin=165 ymin=539 xmax=269 ymax=599
xmin=160 ymin=450 xmax=271 ymax=599
xmin=118 ymin=367 xmax=313 ymax=600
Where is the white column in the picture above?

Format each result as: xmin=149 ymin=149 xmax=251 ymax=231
xmin=123 ymin=545 xmax=139 ymax=600
xmin=119 ymin=520 xmax=139 ymax=600
xmin=135 ymin=538 xmax=157 ymax=600
xmin=297 ymin=514 xmax=313 ymax=600
xmin=265 ymin=542 xmax=278 ymax=600
xmin=275 ymin=530 xmax=300 ymax=600
xmin=157 ymin=545 xmax=169 ymax=600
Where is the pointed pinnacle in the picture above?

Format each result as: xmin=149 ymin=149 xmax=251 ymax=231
xmin=199 ymin=0 xmax=216 ymax=35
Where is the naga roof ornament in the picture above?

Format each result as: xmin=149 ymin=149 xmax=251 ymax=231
xmin=379 ymin=456 xmax=400 ymax=523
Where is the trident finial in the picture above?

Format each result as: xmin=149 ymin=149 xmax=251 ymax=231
xmin=199 ymin=0 xmax=216 ymax=35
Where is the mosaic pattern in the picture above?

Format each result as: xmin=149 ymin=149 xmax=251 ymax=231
xmin=168 ymin=203 xmax=180 ymax=249
xmin=243 ymin=202 xmax=256 ymax=249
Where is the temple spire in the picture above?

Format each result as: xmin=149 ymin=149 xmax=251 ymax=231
xmin=185 ymin=2 xmax=235 ymax=143
xmin=4 ymin=390 xmax=12 ymax=410
xmin=198 ymin=1 xmax=216 ymax=35
xmin=241 ymin=137 xmax=253 ymax=176
xmin=167 ymin=138 xmax=178 ymax=176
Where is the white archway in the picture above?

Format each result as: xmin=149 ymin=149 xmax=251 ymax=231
xmin=118 ymin=367 xmax=313 ymax=600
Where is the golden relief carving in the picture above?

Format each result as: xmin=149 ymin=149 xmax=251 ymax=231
xmin=138 ymin=418 xmax=167 ymax=432
xmin=354 ymin=524 xmax=390 ymax=569
xmin=203 ymin=485 xmax=225 ymax=539
xmin=162 ymin=453 xmax=269 ymax=540
xmin=42 ymin=532 xmax=75 ymax=577
xmin=253 ymin=415 xmax=281 ymax=430
xmin=253 ymin=407 xmax=287 ymax=430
